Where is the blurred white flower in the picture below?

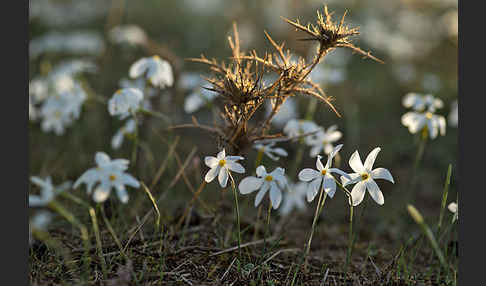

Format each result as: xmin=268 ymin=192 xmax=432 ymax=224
xmin=29 ymin=96 xmax=38 ymax=121
xmin=29 ymin=31 xmax=105 ymax=59
xmin=341 ymin=147 xmax=394 ymax=206
xmin=310 ymin=64 xmax=346 ymax=85
xmin=401 ymin=110 xmax=446 ymax=139
xmin=29 ymin=210 xmax=53 ymax=245
xmin=239 ymin=165 xmax=287 ymax=209
xmin=448 ymin=201 xmax=458 ymax=221
xmin=283 ymin=119 xmax=320 ymax=140
xmin=184 ymin=86 xmax=217 ymax=114
xmin=29 ymin=78 xmax=49 ymax=103
xmin=178 ymin=72 xmax=203 ymax=90
xmin=402 ymin=93 xmax=444 ymax=112
xmin=109 ymin=25 xmax=148 ymax=46
xmin=119 ymin=77 xmax=157 ymax=110
xmin=129 ymin=56 xmax=174 ymax=89
xmin=204 ymin=149 xmax=245 ymax=188
xmin=111 ymin=119 xmax=136 ymax=150
xmin=298 ymin=144 xmax=348 ymax=201
xmin=29 ymin=176 xmax=71 ymax=207
xmin=306 ymin=125 xmax=342 ymax=157
xmin=74 ymin=152 xmax=140 ymax=203
xmin=280 ymin=180 xmax=307 ymax=216
xmin=253 ymin=142 xmax=288 ymax=161
xmin=448 ymin=100 xmax=458 ymax=127
xmin=108 ymin=88 xmax=144 ymax=119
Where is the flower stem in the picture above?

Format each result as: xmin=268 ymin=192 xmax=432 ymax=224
xmin=263 ymin=201 xmax=272 ymax=258
xmin=333 ymin=178 xmax=355 ymax=273
xmin=304 ymin=185 xmax=327 ymax=270
xmin=229 ymin=173 xmax=242 ymax=258
xmin=89 ymin=207 xmax=108 ymax=279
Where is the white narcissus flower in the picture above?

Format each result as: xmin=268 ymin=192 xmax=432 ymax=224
xmin=280 ymin=180 xmax=307 ymax=216
xmin=29 ymin=210 xmax=53 ymax=245
xmin=341 ymin=147 xmax=394 ymax=206
xmin=239 ymin=166 xmax=288 ymax=209
xmin=111 ymin=119 xmax=136 ymax=149
xmin=253 ymin=142 xmax=288 ymax=161
xmin=265 ymin=97 xmax=298 ymax=129
xmin=306 ymin=125 xmax=343 ymax=157
xmin=108 ymin=88 xmax=143 ymax=119
xmin=109 ymin=25 xmax=148 ymax=46
xmin=283 ymin=119 xmax=320 ymax=139
xmin=129 ymin=55 xmax=174 ymax=89
xmin=402 ymin=93 xmax=444 ymax=112
xmin=401 ymin=110 xmax=446 ymax=139
xmin=204 ymin=149 xmax=245 ymax=188
xmin=298 ymin=144 xmax=348 ymax=202
xmin=448 ymin=100 xmax=458 ymax=127
xmin=448 ymin=202 xmax=458 ymax=221
xmin=74 ymin=152 xmax=140 ymax=203
xmin=29 ymin=176 xmax=71 ymax=207
xmin=184 ymin=85 xmax=218 ymax=114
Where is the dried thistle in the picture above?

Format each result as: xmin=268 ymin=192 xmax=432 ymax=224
xmin=282 ymin=5 xmax=384 ymax=64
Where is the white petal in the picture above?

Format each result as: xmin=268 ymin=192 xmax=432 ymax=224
xmin=272 ymin=148 xmax=288 ymax=157
xmin=316 ymin=155 xmax=325 ymax=171
xmin=115 ymin=185 xmax=129 ymax=203
xmin=129 ymin=58 xmax=149 ymax=78
xmin=93 ymin=187 xmax=111 ymax=203
xmin=364 ymin=147 xmax=381 ymax=171
xmin=217 ymin=149 xmax=226 ymax=160
xmin=95 ymin=152 xmax=111 ymax=167
xmin=255 ymin=182 xmax=269 ymax=207
xmin=298 ymin=169 xmax=320 ymax=182
xmin=323 ymin=176 xmax=337 ymax=198
xmin=256 ymin=165 xmax=267 ymax=177
xmin=239 ymin=177 xmax=264 ymax=194
xmin=204 ymin=166 xmax=219 ymax=183
xmin=120 ymin=174 xmax=140 ymax=188
xmin=350 ymin=181 xmax=367 ymax=206
xmin=309 ymin=145 xmax=322 ymax=158
xmin=204 ymin=156 xmax=219 ymax=168
xmin=29 ymin=196 xmax=43 ymax=207
xmin=341 ymin=173 xmax=360 ymax=186
xmin=226 ymin=161 xmax=245 ymax=174
xmin=349 ymin=150 xmax=365 ymax=173
xmin=366 ymin=179 xmax=384 ymax=205
xmin=269 ymin=182 xmax=282 ymax=209
xmin=307 ymin=177 xmax=322 ymax=202
xmin=226 ymin=156 xmax=244 ymax=161
xmin=218 ymin=168 xmax=229 ymax=188
xmin=448 ymin=202 xmax=457 ymax=213
xmin=371 ymin=168 xmax=394 ymax=183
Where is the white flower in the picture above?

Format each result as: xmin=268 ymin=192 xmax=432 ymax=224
xmin=306 ymin=125 xmax=342 ymax=157
xmin=401 ymin=110 xmax=446 ymax=139
xmin=280 ymin=180 xmax=307 ymax=216
xmin=402 ymin=93 xmax=443 ymax=112
xmin=239 ymin=165 xmax=287 ymax=209
xmin=204 ymin=149 xmax=245 ymax=188
xmin=29 ymin=176 xmax=71 ymax=207
xmin=29 ymin=210 xmax=53 ymax=245
xmin=109 ymin=25 xmax=148 ymax=46
xmin=129 ymin=56 xmax=174 ymax=89
xmin=29 ymin=96 xmax=38 ymax=121
xmin=310 ymin=64 xmax=346 ymax=85
xmin=341 ymin=147 xmax=394 ymax=206
xmin=283 ymin=119 xmax=320 ymax=139
xmin=298 ymin=144 xmax=348 ymax=201
xmin=108 ymin=88 xmax=144 ymax=119
xmin=74 ymin=152 xmax=140 ymax=203
xmin=184 ymin=85 xmax=218 ymax=113
xmin=448 ymin=100 xmax=458 ymax=127
xmin=265 ymin=97 xmax=298 ymax=128
xmin=111 ymin=119 xmax=136 ymax=149
xmin=448 ymin=202 xmax=458 ymax=221
xmin=253 ymin=142 xmax=288 ymax=161
xmin=119 ymin=77 xmax=157 ymax=110
xmin=29 ymin=78 xmax=49 ymax=103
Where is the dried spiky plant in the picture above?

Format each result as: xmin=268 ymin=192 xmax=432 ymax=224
xmin=179 ymin=5 xmax=382 ymax=154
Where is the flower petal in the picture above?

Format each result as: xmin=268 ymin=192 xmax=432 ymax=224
xmin=218 ymin=168 xmax=229 ymax=188
xmin=371 ymin=168 xmax=394 ymax=183
xmin=316 ymin=155 xmax=325 ymax=171
xmin=226 ymin=161 xmax=245 ymax=174
xmin=239 ymin=177 xmax=263 ymax=194
xmin=226 ymin=155 xmax=244 ymax=161
xmin=323 ymin=176 xmax=336 ymax=198
xmin=350 ymin=181 xmax=367 ymax=206
xmin=364 ymin=147 xmax=381 ymax=171
xmin=204 ymin=166 xmax=219 ymax=183
xmin=115 ymin=185 xmax=129 ymax=203
xmin=298 ymin=169 xmax=320 ymax=182
xmin=269 ymin=182 xmax=282 ymax=209
xmin=256 ymin=165 xmax=267 ymax=177
xmin=129 ymin=58 xmax=149 ymax=78
xmin=366 ymin=179 xmax=384 ymax=205
xmin=95 ymin=152 xmax=111 ymax=167
xmin=217 ymin=149 xmax=226 ymax=160
xmin=255 ymin=182 xmax=269 ymax=207
xmin=349 ymin=151 xmax=365 ymax=173
xmin=307 ymin=177 xmax=322 ymax=202
xmin=93 ymin=187 xmax=111 ymax=203
xmin=204 ymin=156 xmax=219 ymax=168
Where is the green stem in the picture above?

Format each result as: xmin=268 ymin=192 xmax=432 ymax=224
xmin=334 ymin=178 xmax=355 ymax=273
xmin=263 ymin=201 xmax=272 ymax=258
xmin=229 ymin=173 xmax=242 ymax=258
xmin=89 ymin=207 xmax=108 ymax=279
xmin=304 ymin=185 xmax=327 ymax=270
xmin=438 ymin=164 xmax=453 ymax=233
xmin=99 ymin=203 xmax=128 ymax=259
xmin=139 ymin=108 xmax=171 ymax=123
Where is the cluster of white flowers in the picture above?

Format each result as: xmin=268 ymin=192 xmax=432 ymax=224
xmin=401 ymin=93 xmax=447 ymax=139
xmin=109 ymin=25 xmax=148 ymax=47
xmin=74 ymin=152 xmax=140 ymax=203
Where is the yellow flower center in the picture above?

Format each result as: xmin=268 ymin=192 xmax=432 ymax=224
xmin=153 ymin=55 xmax=161 ymax=60
xmin=219 ymin=160 xmax=226 ymax=167
xmin=425 ymin=112 xmax=433 ymax=119
xmin=115 ymin=89 xmax=122 ymax=94
xmin=361 ymin=173 xmax=369 ymax=180
xmin=265 ymin=175 xmax=273 ymax=181
xmin=321 ymin=169 xmax=327 ymax=175
xmin=54 ymin=110 xmax=62 ymax=119
xmin=109 ymin=174 xmax=117 ymax=181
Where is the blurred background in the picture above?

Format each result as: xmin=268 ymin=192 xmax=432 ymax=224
xmin=29 ymin=0 xmax=458 ymax=256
